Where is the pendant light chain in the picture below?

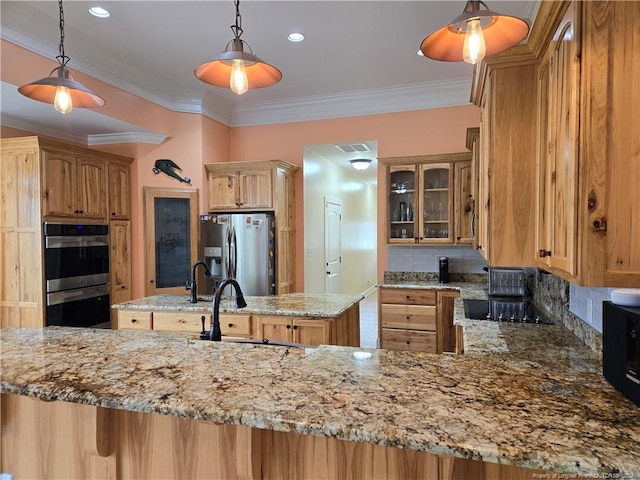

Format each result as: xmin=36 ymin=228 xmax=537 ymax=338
xmin=56 ymin=0 xmax=70 ymax=67
xmin=231 ymin=0 xmax=243 ymax=40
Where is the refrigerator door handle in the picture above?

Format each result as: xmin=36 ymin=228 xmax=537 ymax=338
xmin=224 ymin=226 xmax=232 ymax=278
xmin=231 ymin=225 xmax=238 ymax=278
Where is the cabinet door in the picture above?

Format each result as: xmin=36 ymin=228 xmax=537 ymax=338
xmin=238 ymin=169 xmax=272 ymax=208
xmin=117 ymin=311 xmax=152 ymax=330
xmin=77 ymin=157 xmax=107 ymax=219
xmin=110 ymin=220 xmax=132 ymax=306
xmin=42 ymin=149 xmax=77 ymax=217
xmin=388 ymin=165 xmax=417 ymax=243
xmin=420 ymin=163 xmax=453 ymax=244
xmin=108 ymin=163 xmax=131 ymax=219
xmin=208 ymin=172 xmax=238 ymax=210
xmin=292 ymin=318 xmax=331 ymax=346
xmin=546 ymin=5 xmax=580 ymax=275
xmin=254 ymin=316 xmax=292 ymax=342
xmin=220 ymin=314 xmax=252 ymax=337
xmin=454 ymin=161 xmax=473 ymax=244
xmin=477 ymin=90 xmax=491 ymax=260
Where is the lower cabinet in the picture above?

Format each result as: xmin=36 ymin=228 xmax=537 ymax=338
xmin=115 ymin=310 xmax=251 ymax=338
xmin=254 ymin=316 xmax=332 ymax=346
xmin=379 ymin=287 xmax=458 ymax=353
xmin=115 ymin=303 xmax=360 ymax=347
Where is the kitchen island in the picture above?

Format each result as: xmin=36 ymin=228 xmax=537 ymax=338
xmin=113 ymin=292 xmax=362 ymax=347
xmin=2 ymin=318 xmax=639 ymax=479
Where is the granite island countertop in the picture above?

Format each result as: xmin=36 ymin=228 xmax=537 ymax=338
xmin=113 ymin=292 xmax=363 ymax=318
xmin=1 ymin=324 xmax=639 ymax=477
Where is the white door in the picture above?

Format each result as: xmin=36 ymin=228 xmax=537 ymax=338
xmin=324 ymin=198 xmax=342 ymax=294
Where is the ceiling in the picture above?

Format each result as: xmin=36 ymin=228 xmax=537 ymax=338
xmin=0 ymin=1 xmax=538 ymax=180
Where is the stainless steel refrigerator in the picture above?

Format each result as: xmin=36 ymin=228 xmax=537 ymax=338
xmin=198 ymin=213 xmax=276 ymax=296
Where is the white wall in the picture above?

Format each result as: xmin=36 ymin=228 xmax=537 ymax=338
xmin=303 ymin=147 xmax=377 ymax=295
xmin=569 ymin=285 xmax=616 ymax=333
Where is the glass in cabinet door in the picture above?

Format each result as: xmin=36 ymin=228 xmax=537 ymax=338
xmin=421 ymin=164 xmax=452 ymax=243
xmin=388 ymin=166 xmax=416 ymax=242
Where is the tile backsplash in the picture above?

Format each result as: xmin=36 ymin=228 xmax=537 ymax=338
xmin=387 ymin=246 xmax=487 ymax=274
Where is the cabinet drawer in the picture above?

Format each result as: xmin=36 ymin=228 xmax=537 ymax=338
xmin=380 ymin=304 xmax=436 ymax=331
xmin=118 ymin=311 xmax=152 ymax=330
xmin=381 ymin=329 xmax=437 ymax=353
xmin=220 ymin=314 xmax=251 ymax=337
xmin=153 ymin=312 xmax=209 ymax=333
xmin=380 ymin=288 xmax=436 ymax=305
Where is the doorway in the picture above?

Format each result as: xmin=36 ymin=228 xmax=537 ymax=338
xmin=143 ymin=187 xmax=198 ymax=296
xmin=324 ymin=197 xmax=342 ymax=294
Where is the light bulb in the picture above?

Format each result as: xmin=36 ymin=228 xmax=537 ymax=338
xmin=54 ymin=86 xmax=73 ymax=114
xmin=462 ymin=18 xmax=486 ymax=65
xmin=230 ymin=59 xmax=249 ymax=95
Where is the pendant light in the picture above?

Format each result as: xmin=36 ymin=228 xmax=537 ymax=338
xmin=195 ymin=0 xmax=282 ymax=95
xmin=420 ymin=1 xmax=530 ymax=65
xmin=18 ymin=0 xmax=105 ymax=113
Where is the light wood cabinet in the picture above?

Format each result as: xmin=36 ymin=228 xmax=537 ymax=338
xmin=108 ymin=162 xmax=131 ymax=219
xmin=207 ymin=167 xmax=272 ymax=210
xmin=533 ymin=0 xmax=640 ymax=286
xmin=110 ymin=220 xmax=132 ymax=315
xmin=380 ymin=153 xmax=472 ymax=246
xmin=117 ymin=311 xmax=152 ymax=331
xmin=0 ymin=136 xmax=133 ymax=329
xmin=378 ymin=287 xmax=457 ymax=353
xmin=42 ymin=150 xmax=108 ymax=219
xmin=254 ymin=315 xmax=332 ymax=346
xmin=536 ymin=2 xmax=580 ymax=276
xmin=205 ymin=160 xmax=298 ymax=295
xmin=471 ymin=63 xmax=538 ymax=267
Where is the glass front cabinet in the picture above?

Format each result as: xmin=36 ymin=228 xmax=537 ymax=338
xmin=383 ymin=154 xmax=472 ymax=245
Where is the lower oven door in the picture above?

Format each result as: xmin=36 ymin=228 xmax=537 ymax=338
xmin=46 ymin=284 xmax=111 ymax=328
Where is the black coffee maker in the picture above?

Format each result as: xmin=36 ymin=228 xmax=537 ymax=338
xmin=439 ymin=257 xmax=449 ymax=284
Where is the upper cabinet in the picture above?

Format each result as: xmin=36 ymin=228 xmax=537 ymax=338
xmin=471 ymin=63 xmax=539 ymax=267
xmin=380 ymin=153 xmax=472 ymax=245
xmin=206 ymin=165 xmax=273 ymax=211
xmin=533 ymin=0 xmax=640 ymax=286
xmin=42 ymin=151 xmax=107 ymax=219
xmin=108 ymin=163 xmax=131 ymax=220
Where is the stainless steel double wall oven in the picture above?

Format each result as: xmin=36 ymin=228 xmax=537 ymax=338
xmin=44 ymin=222 xmax=111 ymax=328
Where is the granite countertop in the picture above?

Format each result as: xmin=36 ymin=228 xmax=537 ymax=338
xmin=112 ymin=292 xmax=363 ymax=318
xmin=2 ymin=324 xmax=639 ymax=477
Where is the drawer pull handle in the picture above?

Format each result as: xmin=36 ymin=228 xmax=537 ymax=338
xmin=228 ymin=323 xmax=234 ymax=327
xmin=131 ymin=319 xmax=137 ymax=323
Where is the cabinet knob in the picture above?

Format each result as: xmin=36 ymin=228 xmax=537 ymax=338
xmin=538 ymin=249 xmax=552 ymax=258
xmin=406 ymin=341 xmax=410 ymax=345
xmin=293 ymin=325 xmax=298 ymax=330
xmin=286 ymin=324 xmax=291 ymax=329
xmin=111 ymin=212 xmax=116 ymax=216
xmin=228 ymin=323 xmax=234 ymax=327
xmin=406 ymin=295 xmax=410 ymax=299
xmin=406 ymin=316 xmax=410 ymax=320
xmin=131 ymin=319 xmax=138 ymax=323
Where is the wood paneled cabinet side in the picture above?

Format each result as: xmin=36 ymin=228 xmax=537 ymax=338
xmin=454 ymin=161 xmax=474 ymax=244
xmin=536 ymin=2 xmax=580 ymax=276
xmin=107 ymin=162 xmax=131 ymax=219
xmin=474 ymin=63 xmax=538 ymax=267
xmin=110 ymin=221 xmax=132 ymax=317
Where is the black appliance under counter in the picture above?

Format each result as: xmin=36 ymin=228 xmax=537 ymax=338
xmin=463 ymin=297 xmax=554 ymax=325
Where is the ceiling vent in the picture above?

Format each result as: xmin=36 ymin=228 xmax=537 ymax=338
xmin=334 ymin=143 xmax=370 ymax=153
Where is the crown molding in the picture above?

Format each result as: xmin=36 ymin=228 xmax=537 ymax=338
xmin=87 ymin=132 xmax=169 ymax=145
xmin=227 ymin=79 xmax=473 ymax=127
xmin=1 ymin=113 xmax=88 ymax=145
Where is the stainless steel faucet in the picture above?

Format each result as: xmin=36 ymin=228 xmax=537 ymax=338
xmin=203 ymin=278 xmax=247 ymax=341
xmin=187 ymin=261 xmax=212 ymax=304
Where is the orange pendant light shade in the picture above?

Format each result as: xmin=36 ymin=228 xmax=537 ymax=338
xmin=420 ymin=0 xmax=530 ymax=64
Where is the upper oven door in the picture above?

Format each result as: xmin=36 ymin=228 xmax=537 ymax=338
xmin=44 ymin=234 xmax=110 ymax=290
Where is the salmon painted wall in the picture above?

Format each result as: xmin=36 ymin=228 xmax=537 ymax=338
xmin=230 ymin=105 xmax=480 ymax=287
xmin=2 ymin=39 xmax=479 ymax=296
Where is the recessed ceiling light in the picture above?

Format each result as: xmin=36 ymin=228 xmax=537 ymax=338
xmin=288 ymin=33 xmax=305 ymax=42
xmin=89 ymin=6 xmax=110 ymax=18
